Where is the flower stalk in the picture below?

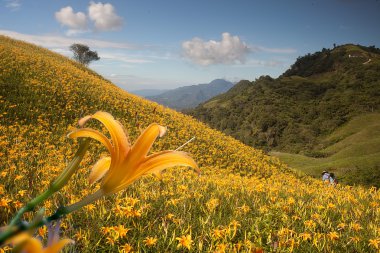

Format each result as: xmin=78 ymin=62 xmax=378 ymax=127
xmin=0 ymin=139 xmax=90 ymax=245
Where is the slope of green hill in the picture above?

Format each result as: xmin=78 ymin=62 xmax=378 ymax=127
xmin=1 ymin=36 xmax=380 ymax=252
xmin=189 ymin=44 xmax=380 ymax=186
xmin=271 ymin=113 xmax=380 ymax=187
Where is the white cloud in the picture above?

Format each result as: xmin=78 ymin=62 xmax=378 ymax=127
xmin=182 ymin=33 xmax=250 ymax=66
xmin=55 ymin=6 xmax=88 ymax=33
xmin=4 ymin=0 xmax=20 ymax=10
xmin=88 ymin=2 xmax=123 ymax=31
xmin=0 ymin=30 xmax=136 ymax=49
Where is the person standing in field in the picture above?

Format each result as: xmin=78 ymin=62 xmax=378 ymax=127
xmin=322 ymin=171 xmax=330 ymax=183
xmin=329 ymin=173 xmax=338 ymax=186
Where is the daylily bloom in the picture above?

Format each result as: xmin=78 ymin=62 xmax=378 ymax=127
xmin=68 ymin=111 xmax=199 ymax=196
xmin=16 ymin=237 xmax=73 ymax=253
xmin=4 ymin=221 xmax=73 ymax=253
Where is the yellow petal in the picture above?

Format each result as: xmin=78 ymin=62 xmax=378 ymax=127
xmin=141 ymin=151 xmax=200 ymax=176
xmin=68 ymin=128 xmax=113 ymax=153
xmin=129 ymin=124 xmax=166 ymax=162
xmin=89 ymin=157 xmax=111 ymax=184
xmin=43 ymin=239 xmax=74 ymax=253
xmin=4 ymin=229 xmax=30 ymax=245
xmin=104 ymin=151 xmax=198 ymax=194
xmin=101 ymin=124 xmax=166 ymax=193
xmin=21 ymin=237 xmax=43 ymax=253
xmin=152 ymin=171 xmax=163 ymax=180
xmin=78 ymin=115 xmax=92 ymax=127
xmin=91 ymin=112 xmax=130 ymax=160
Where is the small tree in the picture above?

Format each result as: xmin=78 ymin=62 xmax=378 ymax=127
xmin=70 ymin=43 xmax=100 ymax=66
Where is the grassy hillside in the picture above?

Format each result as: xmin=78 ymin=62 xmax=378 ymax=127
xmin=1 ymin=36 xmax=380 ymax=252
xmin=189 ymin=44 xmax=380 ymax=186
xmin=272 ymin=113 xmax=380 ymax=187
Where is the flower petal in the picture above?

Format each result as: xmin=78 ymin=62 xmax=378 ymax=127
xmin=152 ymin=171 xmax=163 ymax=180
xmin=89 ymin=157 xmax=111 ymax=184
xmin=78 ymin=115 xmax=92 ymax=127
xmin=91 ymin=112 xmax=130 ymax=161
xmin=129 ymin=123 xmax=166 ymax=161
xmin=103 ymin=151 xmax=198 ymax=194
xmin=21 ymin=237 xmax=43 ymax=253
xmin=68 ymin=128 xmax=113 ymax=154
xmin=43 ymin=238 xmax=74 ymax=253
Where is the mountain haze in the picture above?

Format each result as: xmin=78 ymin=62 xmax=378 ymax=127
xmin=129 ymin=88 xmax=169 ymax=97
xmin=146 ymin=79 xmax=233 ymax=110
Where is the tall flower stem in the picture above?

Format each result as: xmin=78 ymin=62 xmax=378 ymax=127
xmin=0 ymin=139 xmax=90 ymax=245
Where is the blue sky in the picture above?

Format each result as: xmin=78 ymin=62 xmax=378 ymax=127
xmin=1 ymin=0 xmax=379 ymax=91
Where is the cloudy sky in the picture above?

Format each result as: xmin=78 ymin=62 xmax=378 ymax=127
xmin=1 ymin=0 xmax=379 ymax=91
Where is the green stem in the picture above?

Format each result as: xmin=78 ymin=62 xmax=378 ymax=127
xmin=8 ymin=190 xmax=53 ymax=227
xmin=0 ymin=139 xmax=90 ymax=245
xmin=65 ymin=189 xmax=104 ymax=214
xmin=0 ymin=190 xmax=104 ymax=245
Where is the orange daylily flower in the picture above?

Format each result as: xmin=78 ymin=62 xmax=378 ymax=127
xmin=20 ymin=237 xmax=73 ymax=253
xmin=68 ymin=111 xmax=199 ymax=195
xmin=5 ymin=231 xmax=73 ymax=253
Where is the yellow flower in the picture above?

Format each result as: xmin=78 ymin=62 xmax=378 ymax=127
xmin=350 ymin=223 xmax=363 ymax=232
xmin=0 ymin=197 xmax=11 ymax=207
xmin=299 ymin=232 xmax=312 ymax=241
xmin=327 ymin=231 xmax=339 ymax=241
xmin=304 ymin=220 xmax=316 ymax=229
xmin=8 ymin=233 xmax=73 ymax=253
xmin=113 ymin=225 xmax=130 ymax=238
xmin=120 ymin=243 xmax=133 ymax=253
xmin=68 ymin=111 xmax=199 ymax=195
xmin=349 ymin=236 xmax=360 ymax=243
xmin=337 ymin=223 xmax=346 ymax=231
xmin=143 ymin=236 xmax=158 ymax=247
xmin=368 ymin=238 xmax=380 ymax=249
xmin=176 ymin=234 xmax=193 ymax=250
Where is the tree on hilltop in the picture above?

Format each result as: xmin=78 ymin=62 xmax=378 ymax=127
xmin=70 ymin=43 xmax=100 ymax=66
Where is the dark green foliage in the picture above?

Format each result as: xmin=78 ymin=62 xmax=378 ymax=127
xmin=70 ymin=43 xmax=100 ymax=66
xmin=188 ymin=44 xmax=380 ymax=154
xmin=345 ymin=165 xmax=380 ymax=188
xmin=282 ymin=49 xmax=335 ymax=77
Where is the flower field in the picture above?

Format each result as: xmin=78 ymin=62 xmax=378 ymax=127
xmin=0 ymin=35 xmax=380 ymax=252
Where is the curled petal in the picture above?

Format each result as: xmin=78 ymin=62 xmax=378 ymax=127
xmin=5 ymin=230 xmax=30 ymax=246
xmin=91 ymin=112 xmax=130 ymax=160
xmin=103 ymin=151 xmax=198 ymax=195
xmin=137 ymin=151 xmax=198 ymax=181
xmin=89 ymin=157 xmax=111 ymax=184
xmin=21 ymin=237 xmax=43 ymax=253
xmin=68 ymin=128 xmax=113 ymax=154
xmin=44 ymin=239 xmax=74 ymax=253
xmin=130 ymin=124 xmax=166 ymax=161
xmin=78 ymin=115 xmax=92 ymax=127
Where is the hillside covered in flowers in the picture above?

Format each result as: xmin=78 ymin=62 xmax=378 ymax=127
xmin=0 ymin=36 xmax=379 ymax=252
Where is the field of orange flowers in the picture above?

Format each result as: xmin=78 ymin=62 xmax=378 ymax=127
xmin=0 ymin=35 xmax=380 ymax=252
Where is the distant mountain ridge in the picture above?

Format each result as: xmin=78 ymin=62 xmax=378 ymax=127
xmin=188 ymin=44 xmax=380 ymax=186
xmin=130 ymin=89 xmax=169 ymax=97
xmin=146 ymin=79 xmax=234 ymax=110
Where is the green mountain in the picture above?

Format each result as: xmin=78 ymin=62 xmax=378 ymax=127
xmin=146 ymin=79 xmax=234 ymax=110
xmin=189 ymin=44 xmax=380 ymax=186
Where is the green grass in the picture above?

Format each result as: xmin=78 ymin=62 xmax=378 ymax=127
xmin=271 ymin=113 xmax=380 ymax=187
